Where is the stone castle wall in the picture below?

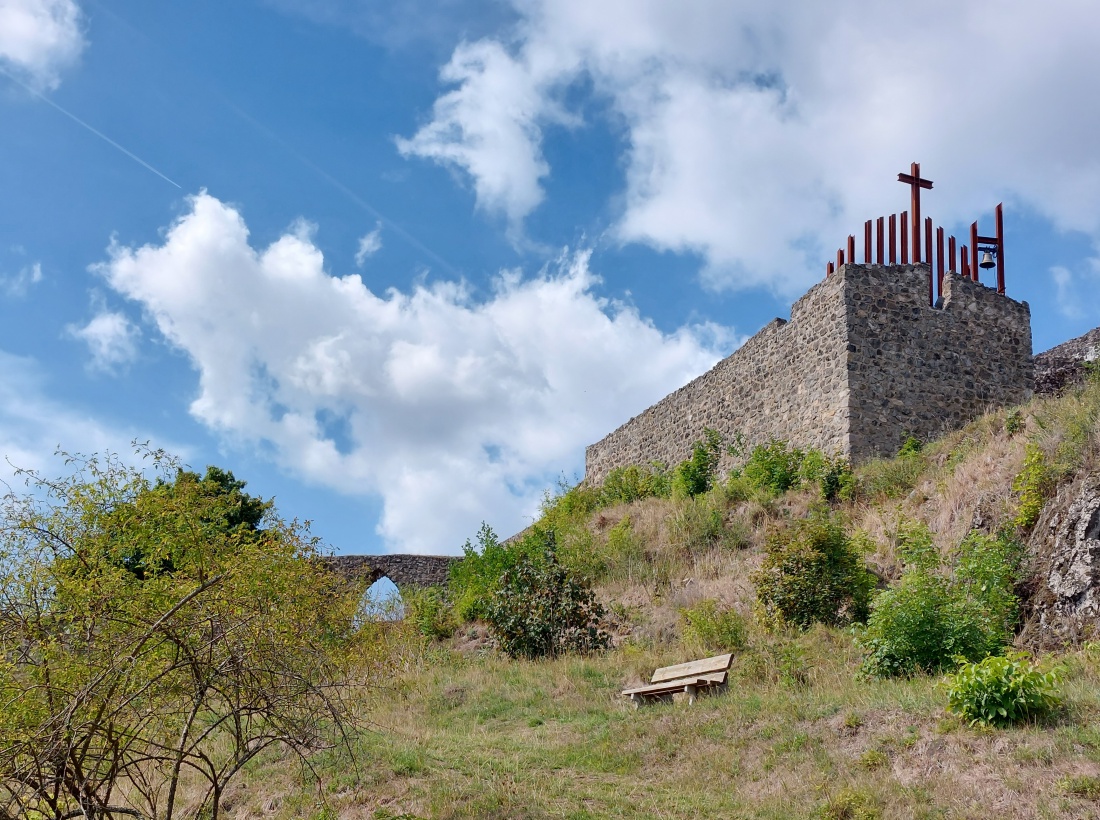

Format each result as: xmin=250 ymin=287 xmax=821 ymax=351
xmin=584 ymin=264 xmax=1033 ymax=483
xmin=845 ymin=266 xmax=1032 ymax=458
xmin=584 ymin=271 xmax=852 ymax=484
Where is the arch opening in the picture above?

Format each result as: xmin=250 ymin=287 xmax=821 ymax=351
xmin=357 ymin=576 xmax=405 ymax=623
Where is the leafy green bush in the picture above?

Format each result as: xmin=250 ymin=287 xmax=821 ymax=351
xmin=859 ymin=524 xmax=1023 ymax=677
xmin=485 ymin=550 xmax=610 ymax=660
xmin=403 ymin=586 xmax=455 ymax=639
xmin=753 ymin=510 xmax=875 ymax=630
xmin=944 ymin=652 xmax=1061 ymax=727
xmin=672 ymin=428 xmax=725 ymax=498
xmin=600 ymin=463 xmax=671 ymax=504
xmin=449 ymin=523 xmax=545 ymax=622
xmin=0 ymin=448 xmax=366 ymax=820
xmin=742 ymin=438 xmax=804 ymax=494
xmin=898 ymin=434 xmax=923 ymax=457
xmin=1012 ymin=442 xmax=1053 ymax=528
xmin=680 ymin=599 xmax=747 ymax=654
xmin=605 ymin=515 xmax=645 ymax=568
xmin=730 ymin=438 xmax=852 ymax=502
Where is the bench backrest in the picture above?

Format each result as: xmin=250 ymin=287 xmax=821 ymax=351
xmin=650 ymin=653 xmax=734 ymax=684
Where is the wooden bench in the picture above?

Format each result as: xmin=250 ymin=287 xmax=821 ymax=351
xmin=622 ymin=653 xmax=734 ymax=706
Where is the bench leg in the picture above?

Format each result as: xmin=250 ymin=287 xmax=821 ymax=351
xmin=685 ymin=683 xmax=697 ymax=705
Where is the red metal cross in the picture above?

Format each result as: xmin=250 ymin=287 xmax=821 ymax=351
xmin=897 ymin=162 xmax=933 ymax=264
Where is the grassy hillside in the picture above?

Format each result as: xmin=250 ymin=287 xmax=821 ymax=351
xmin=129 ymin=377 xmax=1100 ymax=818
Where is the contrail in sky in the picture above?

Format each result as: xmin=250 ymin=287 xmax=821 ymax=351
xmin=0 ymin=66 xmax=182 ymax=189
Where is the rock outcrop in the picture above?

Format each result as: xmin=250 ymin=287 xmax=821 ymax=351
xmin=1034 ymin=326 xmax=1100 ymax=395
xmin=1022 ymin=476 xmax=1100 ymax=646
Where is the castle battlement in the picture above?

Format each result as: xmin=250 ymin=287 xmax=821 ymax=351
xmin=584 ymin=263 xmax=1032 ymax=483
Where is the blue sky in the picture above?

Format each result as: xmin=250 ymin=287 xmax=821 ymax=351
xmin=2 ymin=0 xmax=1100 ymax=556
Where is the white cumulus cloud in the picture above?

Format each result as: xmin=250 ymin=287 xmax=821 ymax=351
xmin=95 ymin=192 xmax=730 ymax=552
xmin=400 ymin=0 xmax=1100 ymax=295
xmin=0 ymin=0 xmax=85 ymax=90
xmin=355 ymin=223 xmax=383 ymax=267
xmin=396 ymin=37 xmax=579 ymax=236
xmin=66 ymin=309 xmax=141 ymax=372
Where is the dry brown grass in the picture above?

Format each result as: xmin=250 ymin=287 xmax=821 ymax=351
xmin=187 ymin=381 xmax=1100 ymax=817
xmin=204 ymin=632 xmax=1100 ymax=819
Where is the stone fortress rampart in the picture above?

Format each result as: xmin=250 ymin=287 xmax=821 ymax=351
xmin=585 ymin=263 xmax=1033 ymax=483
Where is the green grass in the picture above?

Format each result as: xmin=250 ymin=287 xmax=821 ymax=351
xmin=189 ymin=381 xmax=1100 ymax=818
xmin=209 ymin=628 xmax=1100 ymax=819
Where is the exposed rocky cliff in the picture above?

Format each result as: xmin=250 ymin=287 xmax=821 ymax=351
xmin=1021 ymin=475 xmax=1100 ymax=647
xmin=1034 ymin=326 xmax=1100 ymax=395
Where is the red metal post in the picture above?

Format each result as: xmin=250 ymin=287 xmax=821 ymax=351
xmin=948 ymin=235 xmax=956 ymax=273
xmin=900 ymin=212 xmax=909 ymax=264
xmin=995 ymin=203 xmax=1005 ymax=294
xmin=864 ymin=220 xmax=872 ymax=263
xmin=925 ymin=217 xmax=933 ymax=305
xmin=936 ymin=227 xmax=945 ymax=301
xmin=876 ymin=216 xmax=885 ymax=264
xmin=889 ymin=214 xmax=897 ymax=264
xmin=837 ymin=248 xmax=844 ymax=269
xmin=847 ymin=235 xmax=856 ymax=266
xmin=970 ymin=221 xmax=979 ymax=281
xmin=827 ymin=261 xmax=834 ymax=277
xmin=961 ymin=245 xmax=970 ymax=279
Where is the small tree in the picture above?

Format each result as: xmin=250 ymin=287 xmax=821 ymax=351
xmin=672 ymin=428 xmax=725 ymax=498
xmin=448 ymin=523 xmax=546 ymax=622
xmin=753 ymin=511 xmax=874 ymax=630
xmin=486 ymin=549 xmax=610 ymax=660
xmin=858 ymin=524 xmax=1022 ymax=677
xmin=0 ymin=447 xmax=373 ymax=820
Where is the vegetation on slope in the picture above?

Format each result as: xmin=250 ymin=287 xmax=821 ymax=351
xmin=4 ymin=371 xmax=1100 ymax=818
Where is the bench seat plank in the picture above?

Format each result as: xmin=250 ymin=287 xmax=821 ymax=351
xmin=622 ymin=671 xmax=728 ymax=697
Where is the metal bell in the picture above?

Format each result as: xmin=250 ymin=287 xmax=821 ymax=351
xmin=979 ymin=250 xmax=996 ymax=269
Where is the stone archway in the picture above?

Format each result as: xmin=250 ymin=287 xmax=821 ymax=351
xmin=322 ymin=554 xmax=459 ymax=590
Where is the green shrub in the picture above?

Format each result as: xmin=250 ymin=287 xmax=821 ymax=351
xmin=753 ymin=510 xmax=875 ymax=630
xmin=606 ymin=515 xmax=644 ymax=566
xmin=403 ymin=586 xmax=455 ymax=640
xmin=485 ymin=549 xmax=610 ymax=660
xmin=742 ymin=438 xmax=805 ymax=495
xmin=858 ymin=524 xmax=1023 ymax=677
xmin=944 ymin=652 xmax=1061 ymax=727
xmin=1012 ymin=442 xmax=1053 ymax=528
xmin=1004 ymin=409 xmax=1023 ymax=436
xmin=898 ymin=434 xmax=923 ymax=457
xmin=672 ymin=428 xmax=725 ymax=498
xmin=541 ymin=481 xmax=602 ymax=526
xmin=600 ymin=463 xmax=671 ymax=504
xmin=449 ymin=523 xmax=545 ymax=622
xmin=680 ymin=599 xmax=747 ymax=654
xmin=728 ymin=439 xmax=851 ymax=502
xmin=556 ymin=514 xmax=648 ymax=585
